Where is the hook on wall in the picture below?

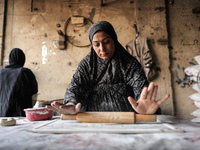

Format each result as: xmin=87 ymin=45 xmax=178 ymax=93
xmin=134 ymin=22 xmax=139 ymax=38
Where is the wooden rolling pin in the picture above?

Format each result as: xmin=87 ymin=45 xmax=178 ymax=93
xmin=61 ymin=112 xmax=157 ymax=124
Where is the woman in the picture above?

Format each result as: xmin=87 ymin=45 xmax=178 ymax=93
xmin=47 ymin=21 xmax=169 ymax=115
xmin=0 ymin=48 xmax=38 ymax=117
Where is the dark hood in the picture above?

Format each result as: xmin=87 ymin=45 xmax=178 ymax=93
xmin=6 ymin=48 xmax=25 ymax=68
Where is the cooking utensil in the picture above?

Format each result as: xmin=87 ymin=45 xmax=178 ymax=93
xmin=61 ymin=112 xmax=156 ymax=123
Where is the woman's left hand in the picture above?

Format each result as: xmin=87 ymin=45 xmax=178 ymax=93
xmin=128 ymin=82 xmax=170 ymax=114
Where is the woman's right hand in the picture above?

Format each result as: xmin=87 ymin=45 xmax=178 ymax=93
xmin=46 ymin=101 xmax=81 ymax=115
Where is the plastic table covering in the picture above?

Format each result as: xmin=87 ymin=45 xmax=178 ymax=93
xmin=0 ymin=115 xmax=200 ymax=150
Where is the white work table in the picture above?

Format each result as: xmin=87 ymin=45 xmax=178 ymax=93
xmin=0 ymin=115 xmax=200 ymax=150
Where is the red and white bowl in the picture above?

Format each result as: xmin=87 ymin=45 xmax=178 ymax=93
xmin=24 ymin=107 xmax=53 ymax=121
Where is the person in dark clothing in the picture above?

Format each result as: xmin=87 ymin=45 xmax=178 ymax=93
xmin=46 ymin=21 xmax=169 ymax=115
xmin=0 ymin=48 xmax=38 ymax=117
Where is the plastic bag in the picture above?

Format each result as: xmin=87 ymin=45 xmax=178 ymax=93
xmin=193 ymin=101 xmax=200 ymax=108
xmin=190 ymin=83 xmax=200 ymax=93
xmin=194 ymin=55 xmax=200 ymax=65
xmin=191 ymin=108 xmax=200 ymax=117
xmin=189 ymin=93 xmax=200 ymax=101
xmin=191 ymin=117 xmax=200 ymax=122
xmin=184 ymin=65 xmax=200 ymax=76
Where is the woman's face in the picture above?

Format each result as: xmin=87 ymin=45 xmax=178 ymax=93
xmin=92 ymin=31 xmax=115 ymax=60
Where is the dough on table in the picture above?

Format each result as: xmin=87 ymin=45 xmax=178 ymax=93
xmin=0 ymin=118 xmax=16 ymax=126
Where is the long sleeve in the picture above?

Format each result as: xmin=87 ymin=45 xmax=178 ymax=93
xmin=64 ymin=58 xmax=92 ymax=111
xmin=124 ymin=55 xmax=149 ymax=101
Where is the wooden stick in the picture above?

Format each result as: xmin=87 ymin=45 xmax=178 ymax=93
xmin=61 ymin=112 xmax=156 ymax=124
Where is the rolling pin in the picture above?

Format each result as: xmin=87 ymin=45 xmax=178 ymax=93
xmin=61 ymin=112 xmax=157 ymax=124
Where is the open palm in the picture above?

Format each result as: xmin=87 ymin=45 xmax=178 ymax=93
xmin=128 ymin=82 xmax=170 ymax=114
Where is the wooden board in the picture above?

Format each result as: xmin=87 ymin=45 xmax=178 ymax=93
xmin=27 ymin=119 xmax=183 ymax=134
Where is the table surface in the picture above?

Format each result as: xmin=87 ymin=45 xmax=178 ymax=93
xmin=1 ymin=115 xmax=200 ymax=150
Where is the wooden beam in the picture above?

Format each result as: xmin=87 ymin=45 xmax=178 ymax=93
xmin=0 ymin=0 xmax=6 ymax=67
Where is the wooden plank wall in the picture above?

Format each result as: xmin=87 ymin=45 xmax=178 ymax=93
xmin=0 ymin=0 xmax=5 ymax=67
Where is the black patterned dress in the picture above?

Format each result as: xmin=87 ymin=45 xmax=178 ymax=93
xmin=64 ymin=21 xmax=149 ymax=112
xmin=64 ymin=42 xmax=148 ymax=112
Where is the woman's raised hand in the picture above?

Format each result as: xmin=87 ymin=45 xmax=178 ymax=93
xmin=128 ymin=82 xmax=170 ymax=114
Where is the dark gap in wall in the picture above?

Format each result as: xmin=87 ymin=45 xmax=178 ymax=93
xmin=1 ymin=0 xmax=7 ymax=66
xmin=165 ymin=0 xmax=176 ymax=116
